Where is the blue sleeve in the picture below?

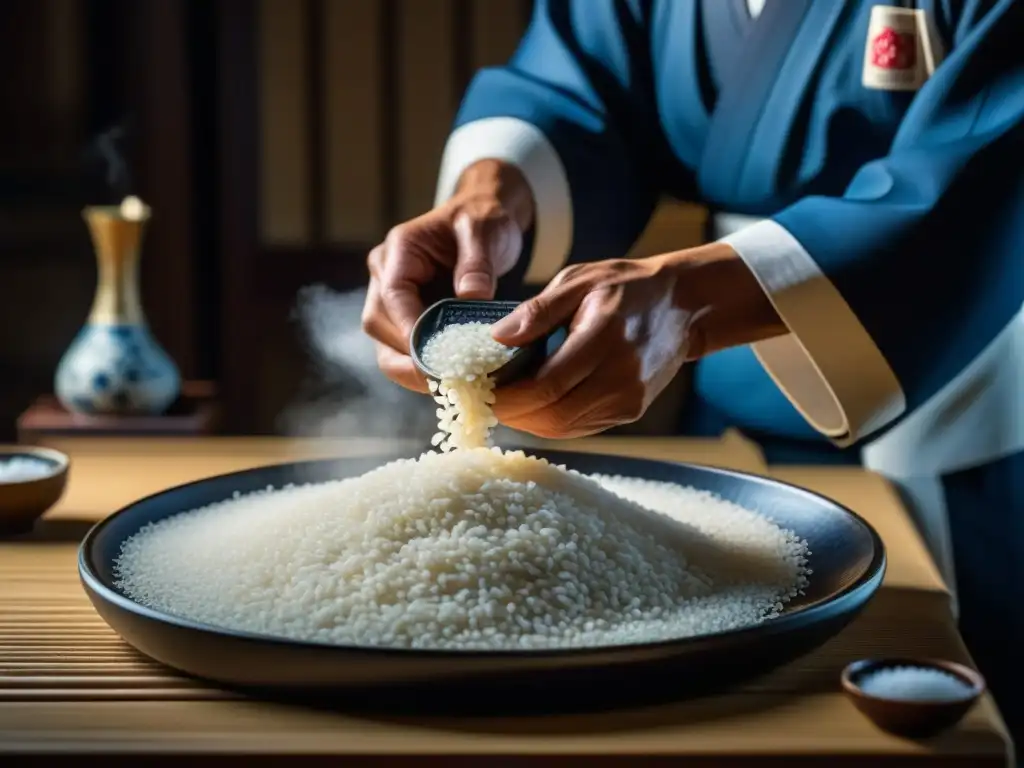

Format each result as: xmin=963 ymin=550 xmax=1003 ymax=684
xmin=773 ymin=0 xmax=1024 ymax=415
xmin=453 ymin=0 xmax=663 ymax=265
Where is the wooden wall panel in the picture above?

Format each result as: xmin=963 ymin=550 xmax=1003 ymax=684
xmin=43 ymin=0 xmax=84 ymax=160
xmin=470 ymin=0 xmax=525 ymax=71
xmin=258 ymin=0 xmax=310 ymax=244
xmin=252 ymin=0 xmax=535 ymax=249
xmin=395 ymin=0 xmax=456 ymax=222
xmin=0 ymin=0 xmax=201 ymax=434
xmin=219 ymin=0 xmax=262 ymax=432
xmin=323 ymin=0 xmax=384 ymax=244
xmin=133 ymin=0 xmax=197 ymax=379
xmin=0 ymin=1 xmax=52 ymax=167
xmin=221 ymin=0 xmax=710 ymax=435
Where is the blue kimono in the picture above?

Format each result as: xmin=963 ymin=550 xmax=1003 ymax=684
xmin=433 ymin=0 xmax=1024 ymax=741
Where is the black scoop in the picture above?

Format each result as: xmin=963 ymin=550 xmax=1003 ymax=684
xmin=409 ymin=299 xmax=566 ymax=387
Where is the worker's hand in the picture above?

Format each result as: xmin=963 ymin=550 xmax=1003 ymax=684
xmin=490 ymin=244 xmax=786 ymax=439
xmin=362 ymin=160 xmax=533 ymax=392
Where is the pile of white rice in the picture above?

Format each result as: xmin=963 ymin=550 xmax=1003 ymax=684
xmin=114 ymin=320 xmax=812 ymax=650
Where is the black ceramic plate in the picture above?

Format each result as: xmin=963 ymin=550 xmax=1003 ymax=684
xmin=79 ymin=450 xmax=885 ymax=707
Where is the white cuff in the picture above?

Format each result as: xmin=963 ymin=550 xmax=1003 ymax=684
xmin=435 ymin=117 xmax=573 ymax=284
xmin=720 ymin=220 xmax=907 ymax=447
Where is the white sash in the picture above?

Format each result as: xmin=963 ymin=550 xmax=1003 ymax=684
xmin=713 ymin=212 xmax=1024 ymax=611
xmin=861 ymin=304 xmax=1024 ymax=613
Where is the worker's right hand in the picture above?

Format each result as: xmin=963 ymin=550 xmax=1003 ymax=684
xmin=361 ymin=160 xmax=533 ymax=392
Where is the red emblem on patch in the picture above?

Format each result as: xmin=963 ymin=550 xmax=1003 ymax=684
xmin=870 ymin=27 xmax=916 ymax=70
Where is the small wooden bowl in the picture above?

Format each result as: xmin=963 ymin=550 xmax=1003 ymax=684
xmin=842 ymin=658 xmax=985 ymax=738
xmin=0 ymin=445 xmax=70 ymax=536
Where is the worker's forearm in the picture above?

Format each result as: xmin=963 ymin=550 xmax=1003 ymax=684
xmin=456 ymin=159 xmax=535 ymax=234
xmin=654 ymin=242 xmax=788 ymax=359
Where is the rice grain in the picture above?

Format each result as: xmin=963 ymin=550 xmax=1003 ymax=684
xmin=420 ymin=322 xmax=514 ymax=452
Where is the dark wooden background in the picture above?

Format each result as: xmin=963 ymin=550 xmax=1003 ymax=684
xmin=0 ymin=0 xmax=704 ymax=439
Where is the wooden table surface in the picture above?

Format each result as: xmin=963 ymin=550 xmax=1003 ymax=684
xmin=0 ymin=435 xmax=1013 ymax=764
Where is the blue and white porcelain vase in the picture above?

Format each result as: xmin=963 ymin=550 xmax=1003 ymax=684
xmin=55 ymin=202 xmax=181 ymax=415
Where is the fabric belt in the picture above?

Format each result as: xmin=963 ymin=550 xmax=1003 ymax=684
xmin=707 ymin=211 xmax=1024 ymax=609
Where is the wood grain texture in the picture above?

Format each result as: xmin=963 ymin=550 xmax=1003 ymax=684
xmin=323 ymin=0 xmax=385 ymax=244
xmin=258 ymin=0 xmax=311 ymax=244
xmin=0 ymin=437 xmax=1010 ymax=760
xmin=469 ymin=0 xmax=526 ymax=72
xmin=217 ymin=0 xmax=262 ymax=433
xmin=131 ymin=0 xmax=198 ymax=379
xmin=395 ymin=0 xmax=456 ymax=221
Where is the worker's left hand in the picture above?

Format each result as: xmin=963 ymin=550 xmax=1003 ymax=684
xmin=489 ymin=243 xmax=785 ymax=439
